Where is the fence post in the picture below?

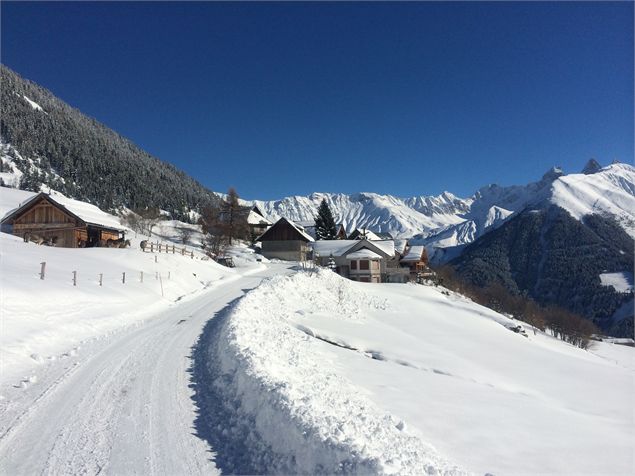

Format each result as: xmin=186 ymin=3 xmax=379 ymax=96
xmin=168 ymin=271 xmax=170 ymax=280
xmin=72 ymin=271 xmax=77 ymax=286
xmin=159 ymin=274 xmax=164 ymax=297
xmin=191 ymin=251 xmax=194 ymax=259
xmin=122 ymin=272 xmax=126 ymax=284
xmin=155 ymin=271 xmax=159 ymax=280
xmin=150 ymin=243 xmax=154 ymax=253
xmin=99 ymin=273 xmax=103 ymax=286
xmin=140 ymin=271 xmax=144 ymax=283
xmin=40 ymin=262 xmax=46 ymax=280
xmin=181 ymin=248 xmax=185 ymax=256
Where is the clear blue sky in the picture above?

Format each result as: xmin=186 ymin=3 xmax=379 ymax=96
xmin=1 ymin=2 xmax=633 ymax=200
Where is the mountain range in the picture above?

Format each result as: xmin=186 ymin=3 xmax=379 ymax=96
xmin=1 ymin=64 xmax=633 ymax=336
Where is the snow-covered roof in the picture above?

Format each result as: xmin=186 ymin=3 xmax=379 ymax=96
xmin=311 ymin=239 xmax=395 ymax=258
xmin=247 ymin=209 xmax=272 ymax=225
xmin=311 ymin=240 xmax=358 ymax=257
xmin=346 ymin=249 xmax=383 ymax=259
xmin=394 ymin=239 xmax=409 ymax=255
xmin=371 ymin=240 xmax=395 ymax=257
xmin=401 ymin=245 xmax=425 ymax=262
xmin=289 ymin=220 xmax=315 ymax=242
xmin=1 ymin=191 xmax=124 ymax=231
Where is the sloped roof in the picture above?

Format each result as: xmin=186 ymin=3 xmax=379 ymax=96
xmin=247 ymin=208 xmax=272 ymax=225
xmin=348 ymin=228 xmax=382 ymax=241
xmin=311 ymin=239 xmax=358 ymax=257
xmin=394 ymin=239 xmax=409 ymax=255
xmin=256 ymin=217 xmax=314 ymax=242
xmin=346 ymin=248 xmax=383 ymax=259
xmin=369 ymin=240 xmax=395 ymax=257
xmin=1 ymin=191 xmax=124 ymax=231
xmin=312 ymin=238 xmax=395 ymax=258
xmin=401 ymin=245 xmax=426 ymax=262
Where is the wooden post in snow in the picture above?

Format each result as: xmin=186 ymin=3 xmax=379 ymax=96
xmin=40 ymin=262 xmax=46 ymax=280
xmin=122 ymin=272 xmax=126 ymax=284
xmin=140 ymin=271 xmax=144 ymax=283
xmin=99 ymin=273 xmax=103 ymax=286
xmin=72 ymin=271 xmax=77 ymax=286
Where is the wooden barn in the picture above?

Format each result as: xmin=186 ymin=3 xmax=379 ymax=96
xmin=256 ymin=217 xmax=314 ymax=261
xmin=0 ymin=192 xmax=125 ymax=248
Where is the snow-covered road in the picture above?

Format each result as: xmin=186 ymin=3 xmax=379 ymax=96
xmin=0 ymin=265 xmax=288 ymax=475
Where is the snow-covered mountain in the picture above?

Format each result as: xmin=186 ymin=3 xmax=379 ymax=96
xmin=255 ymin=161 xmax=635 ymax=258
xmin=416 ymin=161 xmax=635 ymax=262
xmin=252 ymin=191 xmax=471 ymax=239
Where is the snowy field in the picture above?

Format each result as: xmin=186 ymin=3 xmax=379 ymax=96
xmin=208 ymin=270 xmax=634 ymax=475
xmin=600 ymin=271 xmax=634 ymax=293
xmin=1 ymin=185 xmax=633 ymax=475
xmin=0 ymin=186 xmax=265 ymax=384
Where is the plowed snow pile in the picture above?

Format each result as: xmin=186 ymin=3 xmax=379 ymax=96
xmin=212 ymin=270 xmax=634 ymax=475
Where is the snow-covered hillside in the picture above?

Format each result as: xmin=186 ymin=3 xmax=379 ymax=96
xmin=203 ymin=269 xmax=634 ymax=475
xmin=0 ymin=186 xmax=262 ymax=382
xmin=551 ymin=162 xmax=635 ymax=237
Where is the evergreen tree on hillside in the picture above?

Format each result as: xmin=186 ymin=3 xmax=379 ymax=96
xmin=314 ymin=199 xmax=338 ymax=240
xmin=0 ymin=65 xmax=219 ymax=216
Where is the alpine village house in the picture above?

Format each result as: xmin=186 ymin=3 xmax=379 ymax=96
xmin=1 ymin=192 xmax=125 ymax=248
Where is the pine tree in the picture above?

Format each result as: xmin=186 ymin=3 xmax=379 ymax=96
xmin=314 ymin=199 xmax=338 ymax=240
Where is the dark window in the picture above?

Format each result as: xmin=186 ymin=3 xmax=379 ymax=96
xmin=350 ymin=260 xmax=357 ymax=270
xmin=360 ymin=260 xmax=369 ymax=270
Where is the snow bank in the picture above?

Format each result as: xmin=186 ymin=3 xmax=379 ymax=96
xmin=204 ymin=269 xmax=634 ymax=475
xmin=210 ymin=270 xmax=466 ymax=475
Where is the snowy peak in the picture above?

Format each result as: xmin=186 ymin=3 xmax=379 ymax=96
xmin=550 ymin=162 xmax=635 ymax=237
xmin=541 ymin=166 xmax=564 ymax=183
xmin=420 ymin=160 xmax=635 ymax=262
xmin=254 ymin=191 xmax=471 ymax=239
xmin=582 ymin=158 xmax=602 ymax=175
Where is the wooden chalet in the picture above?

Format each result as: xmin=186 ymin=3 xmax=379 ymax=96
xmin=400 ymin=245 xmax=431 ymax=281
xmin=256 ymin=217 xmax=314 ymax=261
xmin=1 ymin=192 xmax=125 ymax=248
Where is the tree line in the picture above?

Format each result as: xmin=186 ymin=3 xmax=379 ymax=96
xmin=435 ymin=265 xmax=600 ymax=349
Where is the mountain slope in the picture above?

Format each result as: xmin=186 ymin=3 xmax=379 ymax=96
xmin=450 ymin=205 xmax=634 ymax=336
xmin=0 ymin=65 xmax=218 ymax=219
xmin=253 ymin=191 xmax=470 ymax=239
xmin=422 ymin=163 xmax=635 ymax=262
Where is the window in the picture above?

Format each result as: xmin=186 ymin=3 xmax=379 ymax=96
xmin=360 ymin=260 xmax=369 ymax=270
xmin=350 ymin=260 xmax=357 ymax=270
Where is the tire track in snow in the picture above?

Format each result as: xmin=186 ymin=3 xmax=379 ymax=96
xmin=0 ymin=267 xmax=288 ymax=475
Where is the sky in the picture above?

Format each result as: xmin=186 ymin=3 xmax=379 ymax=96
xmin=1 ymin=2 xmax=633 ymax=200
